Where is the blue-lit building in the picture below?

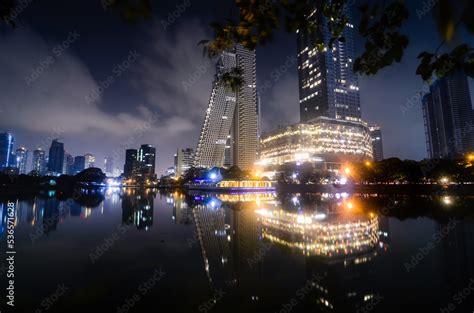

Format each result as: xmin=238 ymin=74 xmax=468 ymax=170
xmin=47 ymin=139 xmax=65 ymax=175
xmin=72 ymin=155 xmax=86 ymax=175
xmin=0 ymin=132 xmax=14 ymax=172
xmin=15 ymin=147 xmax=28 ymax=174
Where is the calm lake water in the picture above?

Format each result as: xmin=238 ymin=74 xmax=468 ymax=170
xmin=1 ymin=188 xmax=474 ymax=313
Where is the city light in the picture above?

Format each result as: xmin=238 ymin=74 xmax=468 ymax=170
xmin=440 ymin=177 xmax=449 ymax=185
xmin=344 ymin=167 xmax=351 ymax=175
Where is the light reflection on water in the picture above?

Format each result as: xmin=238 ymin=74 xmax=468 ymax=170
xmin=0 ymin=189 xmax=474 ymax=312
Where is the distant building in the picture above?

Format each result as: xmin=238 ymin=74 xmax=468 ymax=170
xmin=47 ymin=140 xmax=65 ymax=175
xmin=137 ymin=144 xmax=156 ymax=179
xmin=84 ymin=153 xmax=95 ymax=168
xmin=369 ymin=126 xmax=384 ymax=161
xmin=32 ymin=148 xmax=47 ymax=175
xmin=15 ymin=147 xmax=28 ymax=174
xmin=259 ymin=117 xmax=373 ymax=166
xmin=104 ymin=156 xmax=114 ymax=176
xmin=174 ymin=148 xmax=194 ymax=177
xmin=422 ymin=72 xmax=474 ymax=159
xmin=0 ymin=132 xmax=14 ymax=172
xmin=65 ymin=154 xmax=74 ymax=175
xmin=124 ymin=149 xmax=138 ymax=178
xmin=297 ymin=3 xmax=361 ymax=123
xmin=72 ymin=156 xmax=86 ymax=175
xmin=194 ymin=45 xmax=258 ymax=170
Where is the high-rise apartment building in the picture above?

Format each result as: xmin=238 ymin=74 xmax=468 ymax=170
xmin=194 ymin=45 xmax=258 ymax=170
xmin=104 ymin=156 xmax=114 ymax=177
xmin=369 ymin=126 xmax=384 ymax=161
xmin=0 ymin=132 xmax=14 ymax=172
xmin=297 ymin=3 xmax=361 ymax=123
xmin=47 ymin=139 xmax=65 ymax=175
xmin=422 ymin=72 xmax=474 ymax=158
xmin=174 ymin=148 xmax=194 ymax=177
xmin=32 ymin=148 xmax=47 ymax=175
xmin=15 ymin=147 xmax=28 ymax=174
xmin=65 ymin=154 xmax=74 ymax=175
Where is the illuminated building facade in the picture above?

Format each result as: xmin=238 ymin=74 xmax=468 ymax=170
xmin=84 ymin=153 xmax=95 ymax=168
xmin=369 ymin=125 xmax=384 ymax=161
xmin=194 ymin=45 xmax=257 ymax=170
xmin=137 ymin=144 xmax=156 ymax=179
xmin=297 ymin=2 xmax=361 ymax=123
xmin=174 ymin=148 xmax=194 ymax=177
xmin=0 ymin=132 xmax=14 ymax=172
xmin=32 ymin=148 xmax=47 ymax=175
xmin=259 ymin=117 xmax=373 ymax=166
xmin=15 ymin=146 xmax=28 ymax=174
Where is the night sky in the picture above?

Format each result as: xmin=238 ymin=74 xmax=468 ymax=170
xmin=1 ymin=0 xmax=473 ymax=175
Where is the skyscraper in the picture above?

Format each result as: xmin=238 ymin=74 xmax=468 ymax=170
xmin=297 ymin=3 xmax=361 ymax=123
xmin=137 ymin=144 xmax=156 ymax=179
xmin=124 ymin=149 xmax=138 ymax=178
xmin=174 ymin=148 xmax=194 ymax=177
xmin=194 ymin=45 xmax=258 ymax=170
xmin=65 ymin=154 xmax=74 ymax=175
xmin=73 ymin=155 xmax=86 ymax=175
xmin=32 ymin=148 xmax=47 ymax=175
xmin=0 ymin=132 xmax=14 ymax=172
xmin=104 ymin=156 xmax=114 ymax=177
xmin=369 ymin=126 xmax=384 ymax=161
xmin=422 ymin=72 xmax=474 ymax=158
xmin=15 ymin=147 xmax=28 ymax=174
xmin=47 ymin=139 xmax=65 ymax=175
xmin=84 ymin=153 xmax=95 ymax=168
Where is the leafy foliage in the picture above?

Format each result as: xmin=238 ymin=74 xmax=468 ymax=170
xmin=353 ymin=1 xmax=409 ymax=76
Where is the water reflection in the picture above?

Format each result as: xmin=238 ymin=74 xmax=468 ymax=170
xmin=1 ymin=189 xmax=474 ymax=312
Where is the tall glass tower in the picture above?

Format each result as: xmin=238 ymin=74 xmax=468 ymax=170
xmin=15 ymin=147 xmax=28 ymax=174
xmin=0 ymin=132 xmax=14 ymax=171
xmin=422 ymin=72 xmax=474 ymax=158
xmin=297 ymin=3 xmax=361 ymax=122
xmin=47 ymin=139 xmax=65 ymax=175
xmin=194 ymin=45 xmax=258 ymax=170
xmin=32 ymin=148 xmax=47 ymax=175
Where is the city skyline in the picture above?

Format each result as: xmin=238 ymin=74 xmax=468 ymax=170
xmin=0 ymin=1 xmax=474 ymax=176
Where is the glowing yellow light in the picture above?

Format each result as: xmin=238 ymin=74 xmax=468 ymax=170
xmin=440 ymin=177 xmax=449 ymax=184
xmin=344 ymin=167 xmax=351 ymax=175
xmin=365 ymin=161 xmax=372 ymax=167
xmin=346 ymin=202 xmax=353 ymax=209
xmin=442 ymin=196 xmax=452 ymax=205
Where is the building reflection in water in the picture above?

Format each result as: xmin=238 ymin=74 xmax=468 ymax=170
xmin=121 ymin=188 xmax=155 ymax=231
xmin=186 ymin=192 xmax=391 ymax=312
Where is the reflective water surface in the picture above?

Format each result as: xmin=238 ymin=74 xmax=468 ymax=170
xmin=1 ymin=188 xmax=474 ymax=313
